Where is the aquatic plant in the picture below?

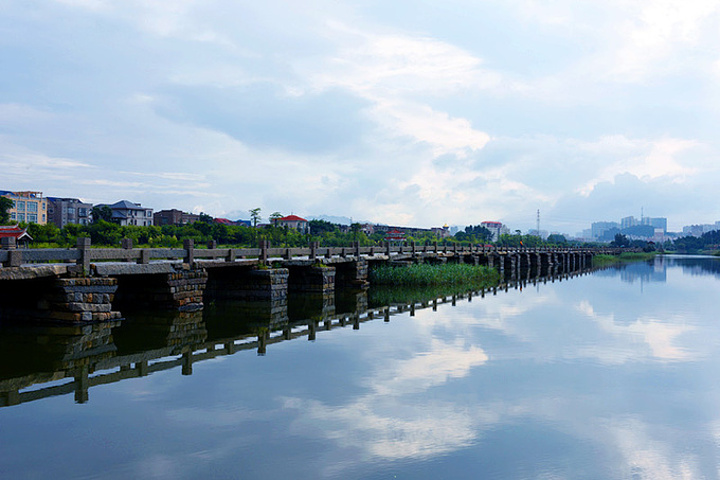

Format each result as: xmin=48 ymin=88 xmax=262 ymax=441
xmin=369 ymin=263 xmax=499 ymax=287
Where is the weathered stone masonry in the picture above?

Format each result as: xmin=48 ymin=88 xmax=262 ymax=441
xmin=38 ymin=278 xmax=121 ymax=324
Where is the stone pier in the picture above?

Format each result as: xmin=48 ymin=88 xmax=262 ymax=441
xmin=288 ymin=265 xmax=336 ymax=294
xmin=114 ymin=268 xmax=208 ymax=312
xmin=41 ymin=278 xmax=123 ymax=323
xmin=206 ymin=268 xmax=289 ymax=302
xmin=335 ymin=259 xmax=368 ymax=288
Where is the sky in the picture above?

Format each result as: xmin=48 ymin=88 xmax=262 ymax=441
xmin=2 ymin=0 xmax=720 ymax=234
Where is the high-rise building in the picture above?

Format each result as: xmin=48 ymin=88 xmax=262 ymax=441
xmin=480 ymin=221 xmax=505 ymax=242
xmin=591 ymin=221 xmax=619 ymax=239
xmin=621 ymin=216 xmax=638 ymax=229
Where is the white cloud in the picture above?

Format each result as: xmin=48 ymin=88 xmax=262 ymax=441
xmin=576 ymin=136 xmax=701 ymax=196
xmin=576 ymin=300 xmax=694 ymax=362
xmin=3 ymin=0 xmax=720 ymax=230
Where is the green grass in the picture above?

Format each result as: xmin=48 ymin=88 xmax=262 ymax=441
xmin=593 ymin=252 xmax=656 ymax=267
xmin=369 ymin=263 xmax=499 ymax=288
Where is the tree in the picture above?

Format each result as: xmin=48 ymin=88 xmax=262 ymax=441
xmin=350 ymin=222 xmax=362 ymax=241
xmin=546 ymin=234 xmax=567 ymax=245
xmin=0 ymin=197 xmax=13 ymax=224
xmin=249 ymin=208 xmax=261 ymax=227
xmin=611 ymin=233 xmax=630 ymax=247
xmin=309 ymin=219 xmax=337 ymax=235
xmin=91 ymin=205 xmax=113 ymax=224
xmin=456 ymin=225 xmax=493 ymax=244
xmin=269 ymin=212 xmax=282 ymax=226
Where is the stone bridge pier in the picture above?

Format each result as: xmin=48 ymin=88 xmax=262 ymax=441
xmin=0 ymin=276 xmax=122 ymax=324
xmin=112 ymin=267 xmax=208 ymax=312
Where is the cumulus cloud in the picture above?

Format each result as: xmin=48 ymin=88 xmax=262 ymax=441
xmin=576 ymin=300 xmax=695 ymax=362
xmin=2 ymin=0 xmax=720 ymax=230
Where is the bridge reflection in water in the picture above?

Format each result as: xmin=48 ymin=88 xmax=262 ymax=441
xmin=0 ymin=267 xmax=594 ymax=409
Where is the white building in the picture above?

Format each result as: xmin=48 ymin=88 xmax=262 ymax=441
xmin=97 ymin=200 xmax=153 ymax=226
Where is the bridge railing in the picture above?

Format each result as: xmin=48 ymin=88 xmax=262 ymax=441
xmin=0 ymin=235 xmax=634 ymax=269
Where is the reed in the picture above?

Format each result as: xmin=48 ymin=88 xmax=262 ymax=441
xmin=369 ymin=263 xmax=499 ymax=287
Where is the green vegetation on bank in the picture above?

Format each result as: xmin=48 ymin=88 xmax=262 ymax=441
xmin=593 ymin=252 xmax=657 ymax=267
xmin=369 ymin=263 xmax=500 ymax=288
xmin=669 ymin=230 xmax=720 ymax=254
xmin=20 ymin=219 xmax=383 ymax=249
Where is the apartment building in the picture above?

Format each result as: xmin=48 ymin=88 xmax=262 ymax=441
xmin=47 ymin=197 xmax=92 ymax=228
xmin=0 ymin=191 xmax=48 ymax=225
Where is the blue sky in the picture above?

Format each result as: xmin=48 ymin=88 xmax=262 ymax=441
xmin=2 ymin=0 xmax=719 ymax=234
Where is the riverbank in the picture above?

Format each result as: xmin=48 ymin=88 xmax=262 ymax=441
xmin=592 ymin=252 xmax=656 ymax=267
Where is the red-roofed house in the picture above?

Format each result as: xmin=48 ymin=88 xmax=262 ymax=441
xmin=214 ymin=218 xmax=236 ymax=226
xmin=0 ymin=225 xmax=33 ymax=247
xmin=275 ymin=215 xmax=309 ymax=234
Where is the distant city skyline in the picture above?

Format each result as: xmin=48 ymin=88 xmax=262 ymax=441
xmin=2 ymin=2 xmax=720 ymax=233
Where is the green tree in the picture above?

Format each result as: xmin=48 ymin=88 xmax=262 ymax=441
xmin=249 ymin=208 xmax=261 ymax=227
xmin=546 ymin=234 xmax=567 ymax=245
xmin=91 ymin=205 xmax=113 ymax=223
xmin=611 ymin=233 xmax=630 ymax=247
xmin=0 ymin=196 xmax=14 ymax=224
xmin=269 ymin=211 xmax=282 ymax=226
xmin=309 ymin=219 xmax=337 ymax=235
xmin=350 ymin=222 xmax=362 ymax=241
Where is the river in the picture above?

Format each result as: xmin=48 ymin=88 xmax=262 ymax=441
xmin=1 ymin=255 xmax=719 ymax=479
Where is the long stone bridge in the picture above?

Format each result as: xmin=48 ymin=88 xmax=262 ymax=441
xmin=0 ymin=236 xmax=619 ymax=324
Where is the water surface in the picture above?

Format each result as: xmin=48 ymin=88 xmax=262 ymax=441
xmin=1 ymin=255 xmax=720 ymax=479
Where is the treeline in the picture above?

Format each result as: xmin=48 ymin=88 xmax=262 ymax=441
xmin=24 ymin=219 xmax=450 ymax=248
xmin=22 ymin=217 xmax=711 ymax=250
xmin=671 ymin=230 xmax=720 ymax=253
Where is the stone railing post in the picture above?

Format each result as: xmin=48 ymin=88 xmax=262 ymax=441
xmin=207 ymin=239 xmax=217 ymax=249
xmin=121 ymin=238 xmax=133 ymax=263
xmin=260 ymin=239 xmax=268 ymax=265
xmin=354 ymin=241 xmax=361 ymax=258
xmin=184 ymin=239 xmax=194 ymax=265
xmin=310 ymin=241 xmax=317 ymax=262
xmin=411 ymin=241 xmax=416 ymax=256
xmin=386 ymin=241 xmax=391 ymax=256
xmin=1 ymin=237 xmax=22 ymax=267
xmin=76 ymin=237 xmax=91 ymax=273
xmin=434 ymin=241 xmax=438 ymax=253
xmin=138 ymin=248 xmax=151 ymax=265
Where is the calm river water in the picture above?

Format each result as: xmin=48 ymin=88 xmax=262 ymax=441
xmin=2 ymin=255 xmax=720 ymax=479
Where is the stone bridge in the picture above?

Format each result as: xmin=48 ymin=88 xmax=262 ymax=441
xmin=0 ymin=237 xmax=620 ymax=324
